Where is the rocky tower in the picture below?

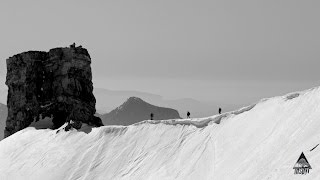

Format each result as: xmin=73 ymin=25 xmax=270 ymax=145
xmin=4 ymin=45 xmax=103 ymax=138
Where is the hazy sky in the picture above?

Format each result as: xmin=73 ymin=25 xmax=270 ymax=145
xmin=0 ymin=0 xmax=319 ymax=105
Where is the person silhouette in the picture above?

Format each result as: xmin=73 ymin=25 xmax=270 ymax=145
xmin=150 ymin=113 xmax=154 ymax=120
xmin=218 ymin=108 xmax=222 ymax=114
xmin=187 ymin=111 xmax=190 ymax=118
xmin=70 ymin=42 xmax=76 ymax=48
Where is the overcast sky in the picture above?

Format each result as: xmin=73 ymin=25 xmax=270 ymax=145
xmin=0 ymin=0 xmax=319 ymax=105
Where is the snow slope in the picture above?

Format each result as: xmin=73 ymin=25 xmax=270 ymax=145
xmin=0 ymin=87 xmax=320 ymax=179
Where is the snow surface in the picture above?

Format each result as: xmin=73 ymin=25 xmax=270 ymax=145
xmin=1 ymin=87 xmax=320 ymax=179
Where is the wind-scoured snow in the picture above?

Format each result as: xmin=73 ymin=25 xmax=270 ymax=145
xmin=1 ymin=87 xmax=320 ymax=180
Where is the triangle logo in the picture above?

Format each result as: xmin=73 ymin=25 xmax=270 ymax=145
xmin=293 ymin=152 xmax=312 ymax=174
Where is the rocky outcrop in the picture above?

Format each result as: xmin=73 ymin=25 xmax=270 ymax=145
xmin=4 ymin=45 xmax=103 ymax=138
xmin=101 ymin=97 xmax=181 ymax=125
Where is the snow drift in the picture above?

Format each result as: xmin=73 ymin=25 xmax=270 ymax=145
xmin=1 ymin=87 xmax=320 ymax=180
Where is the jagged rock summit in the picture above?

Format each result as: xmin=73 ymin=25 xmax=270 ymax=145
xmin=4 ymin=44 xmax=103 ymax=138
xmin=101 ymin=96 xmax=181 ymax=125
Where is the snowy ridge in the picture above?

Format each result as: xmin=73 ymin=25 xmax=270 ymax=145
xmin=1 ymin=87 xmax=320 ymax=179
xmin=134 ymin=104 xmax=256 ymax=128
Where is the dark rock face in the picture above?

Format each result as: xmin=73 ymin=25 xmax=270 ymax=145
xmin=101 ymin=97 xmax=181 ymax=126
xmin=4 ymin=45 xmax=102 ymax=138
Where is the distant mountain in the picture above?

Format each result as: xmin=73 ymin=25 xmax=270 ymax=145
xmin=0 ymin=103 xmax=7 ymax=140
xmin=93 ymin=88 xmax=162 ymax=114
xmin=93 ymin=88 xmax=241 ymax=118
xmin=0 ymin=89 xmax=6 ymax=105
xmin=101 ymin=97 xmax=181 ymax=125
xmin=0 ymin=87 xmax=241 ymax=119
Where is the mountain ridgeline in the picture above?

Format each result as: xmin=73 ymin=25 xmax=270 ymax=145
xmin=101 ymin=97 xmax=181 ymax=125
